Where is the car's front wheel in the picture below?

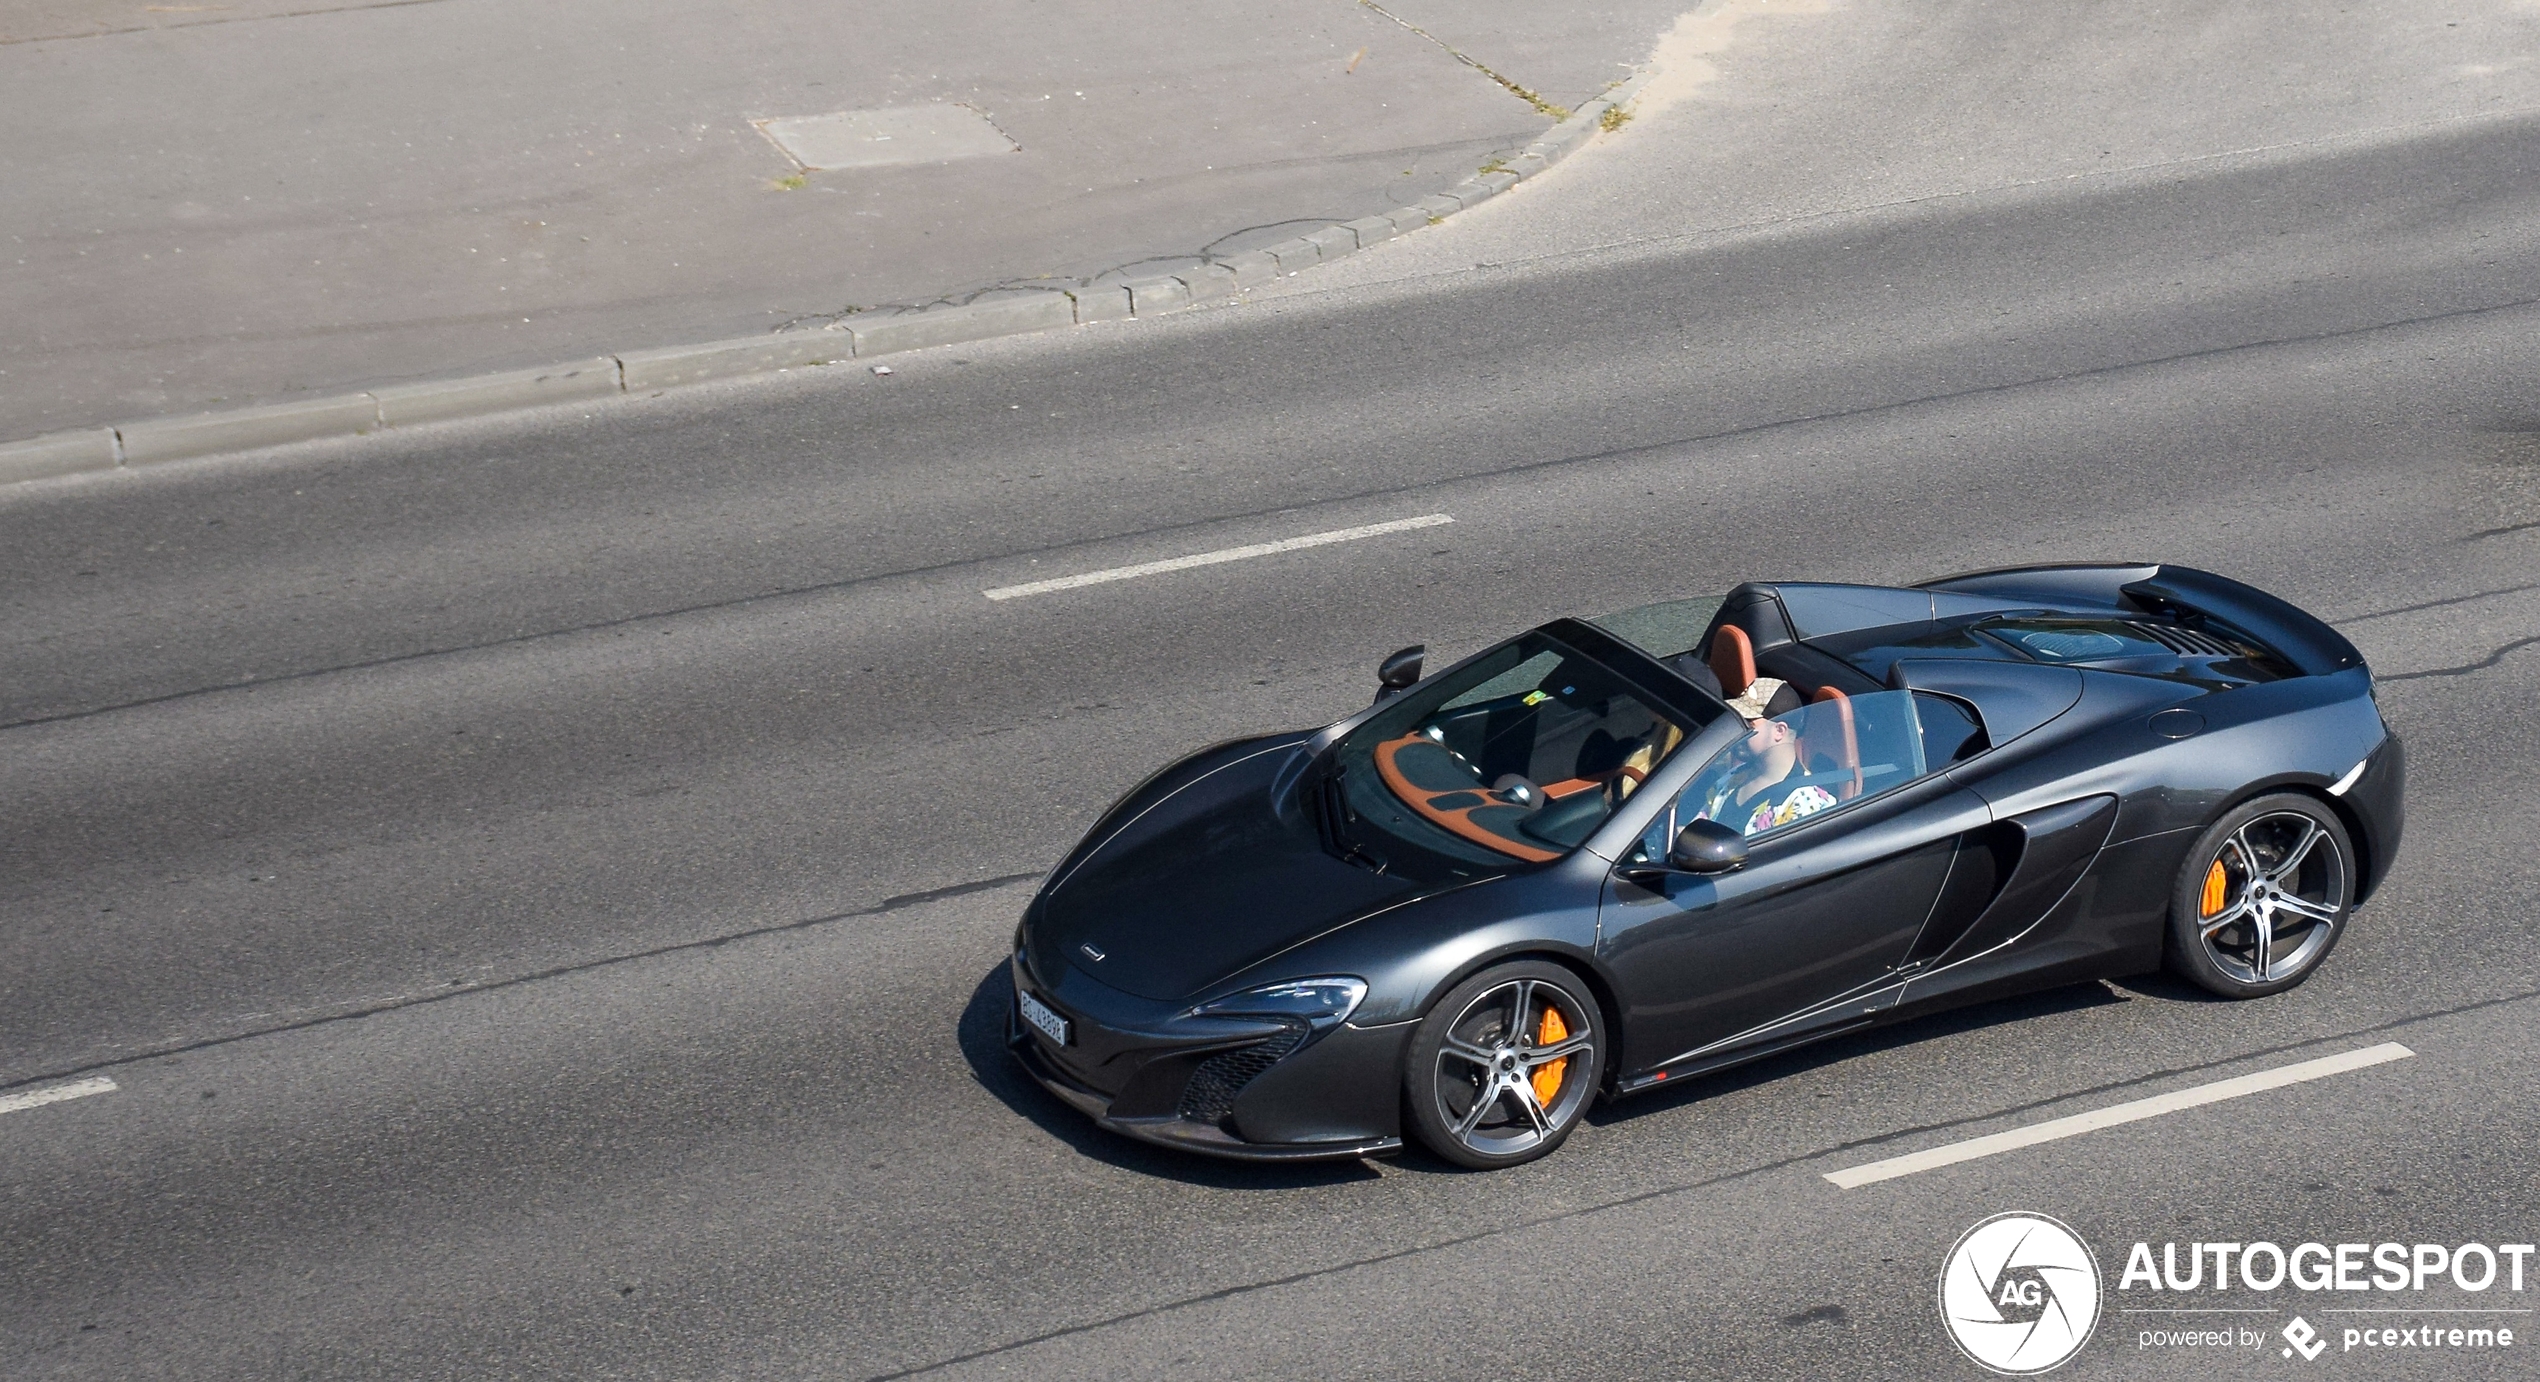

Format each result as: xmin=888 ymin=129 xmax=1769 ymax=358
xmin=2166 ymin=794 xmax=2354 ymax=998
xmin=1403 ymin=960 xmax=1604 ymax=1169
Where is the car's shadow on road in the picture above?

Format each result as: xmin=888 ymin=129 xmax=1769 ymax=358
xmin=2103 ymin=968 xmax=2236 ymax=1003
xmin=956 ymin=963 xmax=1382 ymax=1189
xmin=1584 ymin=980 xmax=2136 ymax=1127
xmin=962 ymin=967 xmax=2190 ymax=1180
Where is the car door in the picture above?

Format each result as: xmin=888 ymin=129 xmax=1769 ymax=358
xmin=1598 ymin=689 xmax=1993 ymax=1078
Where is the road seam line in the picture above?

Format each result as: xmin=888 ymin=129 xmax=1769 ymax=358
xmin=982 ymin=513 xmax=1452 ymax=600
xmin=863 ymin=1004 xmax=2529 ymax=1379
xmin=15 ymin=281 xmax=2539 ymax=735
xmin=1822 ymin=1042 xmax=2414 ymax=1188
xmin=0 ymin=1076 xmax=118 ymax=1116
xmin=0 ymin=74 xmax=1648 ymax=484
xmin=0 ymin=874 xmax=1043 ymax=1098
xmin=12 ymin=92 xmax=2535 ymax=486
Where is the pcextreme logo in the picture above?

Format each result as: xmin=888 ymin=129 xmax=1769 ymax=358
xmin=2120 ymin=1234 xmax=2527 ymax=1363
xmin=1940 ymin=1212 xmax=2104 ymax=1374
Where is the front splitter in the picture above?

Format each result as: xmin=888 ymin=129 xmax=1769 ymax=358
xmin=1007 ymin=1017 xmax=1400 ymax=1163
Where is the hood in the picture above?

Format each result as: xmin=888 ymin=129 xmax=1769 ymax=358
xmin=1031 ymin=741 xmax=1453 ymax=1002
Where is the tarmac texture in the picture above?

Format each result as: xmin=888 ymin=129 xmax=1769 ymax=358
xmin=4 ymin=1 xmax=2539 ymax=1378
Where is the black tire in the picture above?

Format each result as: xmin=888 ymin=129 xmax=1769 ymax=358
xmin=1403 ymin=960 xmax=1605 ymax=1169
xmin=2165 ymin=793 xmax=2354 ymax=998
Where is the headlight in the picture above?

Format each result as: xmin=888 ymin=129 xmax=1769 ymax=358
xmin=1185 ymin=977 xmax=1368 ymax=1029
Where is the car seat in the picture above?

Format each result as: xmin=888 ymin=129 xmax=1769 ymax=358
xmin=1710 ymin=625 xmax=1758 ymax=700
xmin=1809 ymin=686 xmax=1862 ymax=800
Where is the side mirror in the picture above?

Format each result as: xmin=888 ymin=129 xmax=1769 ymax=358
xmin=1373 ymin=645 xmax=1425 ymax=703
xmin=1669 ymin=818 xmax=1749 ymax=873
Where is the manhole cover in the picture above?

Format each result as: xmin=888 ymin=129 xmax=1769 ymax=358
xmin=753 ymin=104 xmax=1018 ymax=171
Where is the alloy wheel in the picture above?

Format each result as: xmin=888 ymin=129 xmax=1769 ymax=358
xmin=2194 ymin=810 xmax=2346 ymax=986
xmin=1430 ymin=977 xmax=1597 ymax=1159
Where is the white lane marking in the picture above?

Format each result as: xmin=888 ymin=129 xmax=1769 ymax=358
xmin=0 ymin=1076 xmax=118 ymax=1117
xmin=983 ymin=513 xmax=1454 ymax=601
xmin=1824 ymin=1042 xmax=2414 ymax=1189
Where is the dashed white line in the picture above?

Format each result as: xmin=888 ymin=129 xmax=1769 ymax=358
xmin=1824 ymin=1042 xmax=2415 ymax=1188
xmin=0 ymin=1076 xmax=118 ymax=1117
xmin=983 ymin=513 xmax=1454 ymax=601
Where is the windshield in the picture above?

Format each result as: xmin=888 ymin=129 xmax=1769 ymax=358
xmin=1589 ymin=595 xmax=1724 ymax=661
xmin=1327 ymin=631 xmax=1709 ymax=867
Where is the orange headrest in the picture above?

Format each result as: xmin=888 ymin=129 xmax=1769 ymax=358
xmin=1810 ymin=685 xmax=1860 ymax=799
xmin=1709 ymin=624 xmax=1757 ymax=698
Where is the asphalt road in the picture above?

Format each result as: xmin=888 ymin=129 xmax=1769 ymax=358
xmin=6 ymin=1 xmax=2540 ymax=1378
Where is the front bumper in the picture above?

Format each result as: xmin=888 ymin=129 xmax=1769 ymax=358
xmin=1005 ymin=963 xmax=1410 ymax=1162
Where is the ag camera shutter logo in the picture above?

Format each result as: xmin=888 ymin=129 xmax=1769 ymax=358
xmin=1939 ymin=1212 xmax=2103 ymax=1374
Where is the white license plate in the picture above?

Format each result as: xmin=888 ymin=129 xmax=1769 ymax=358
xmin=1018 ymin=989 xmax=1070 ymax=1046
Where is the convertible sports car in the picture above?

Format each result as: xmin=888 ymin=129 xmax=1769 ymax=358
xmin=1007 ymin=563 xmax=2404 ymax=1168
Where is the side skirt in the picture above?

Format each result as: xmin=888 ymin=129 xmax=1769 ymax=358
xmin=1613 ymin=1015 xmax=1877 ymax=1095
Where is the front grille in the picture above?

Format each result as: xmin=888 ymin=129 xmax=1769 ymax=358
xmin=1176 ymin=1024 xmax=1308 ymax=1126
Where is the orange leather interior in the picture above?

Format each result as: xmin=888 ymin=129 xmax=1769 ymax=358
xmin=1372 ymin=734 xmax=1561 ymax=863
xmin=1710 ymin=624 xmax=1757 ymax=698
xmin=1811 ymin=685 xmax=1861 ymax=800
xmin=1538 ymin=766 xmax=1647 ymax=801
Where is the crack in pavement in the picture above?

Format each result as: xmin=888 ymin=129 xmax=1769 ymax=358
xmin=1355 ymin=0 xmax=1571 ymax=118
xmin=864 ymin=986 xmax=2540 ymax=1381
xmin=0 ymin=0 xmax=459 ymax=46
xmin=14 ymin=289 xmax=2540 ymax=737
xmin=2331 ymin=581 xmax=2540 ymax=625
xmin=0 ymin=871 xmax=1043 ymax=1097
xmin=2379 ymin=633 xmax=2540 ymax=681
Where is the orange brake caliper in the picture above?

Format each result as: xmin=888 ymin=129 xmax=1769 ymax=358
xmin=2200 ymin=858 xmax=2229 ymax=919
xmin=1531 ymin=1006 xmax=1570 ymax=1106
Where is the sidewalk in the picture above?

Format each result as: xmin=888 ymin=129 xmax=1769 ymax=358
xmin=1254 ymin=0 xmax=2540 ymax=307
xmin=0 ymin=0 xmax=1688 ymax=444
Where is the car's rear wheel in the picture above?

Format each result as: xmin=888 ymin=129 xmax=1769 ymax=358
xmin=1403 ymin=960 xmax=1603 ymax=1169
xmin=2166 ymin=794 xmax=2354 ymax=998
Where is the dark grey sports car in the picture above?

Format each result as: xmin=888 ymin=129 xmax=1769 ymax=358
xmin=1007 ymin=564 xmax=2404 ymax=1168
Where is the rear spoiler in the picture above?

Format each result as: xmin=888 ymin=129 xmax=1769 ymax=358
xmin=1918 ymin=563 xmax=2363 ymax=677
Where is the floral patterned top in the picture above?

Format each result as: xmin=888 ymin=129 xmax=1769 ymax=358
xmin=1693 ymin=774 xmax=1842 ymax=837
xmin=1742 ymin=783 xmax=1839 ymax=835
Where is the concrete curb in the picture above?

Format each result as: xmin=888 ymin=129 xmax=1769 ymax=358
xmin=0 ymin=74 xmax=1649 ymax=487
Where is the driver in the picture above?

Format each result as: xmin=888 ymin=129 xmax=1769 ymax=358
xmin=1693 ymin=707 xmax=1839 ymax=836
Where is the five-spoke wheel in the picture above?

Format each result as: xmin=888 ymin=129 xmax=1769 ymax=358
xmin=2168 ymin=794 xmax=2354 ymax=997
xmin=1404 ymin=960 xmax=1603 ymax=1168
